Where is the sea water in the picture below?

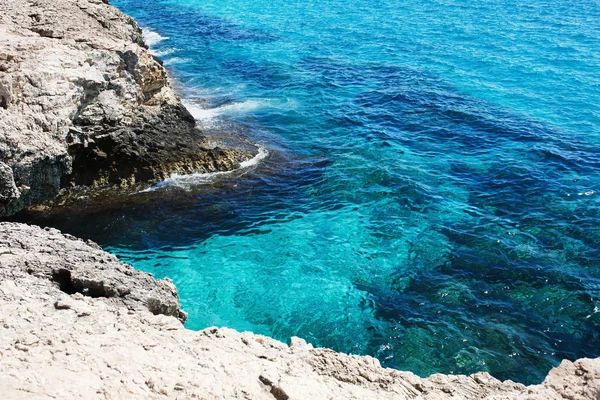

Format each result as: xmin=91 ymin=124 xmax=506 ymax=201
xmin=74 ymin=0 xmax=600 ymax=384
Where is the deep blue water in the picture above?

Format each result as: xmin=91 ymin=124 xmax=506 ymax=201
xmin=78 ymin=0 xmax=600 ymax=384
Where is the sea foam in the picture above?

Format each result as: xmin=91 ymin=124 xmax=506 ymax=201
xmin=140 ymin=146 xmax=268 ymax=192
xmin=152 ymin=48 xmax=178 ymax=57
xmin=182 ymin=98 xmax=294 ymax=127
xmin=142 ymin=28 xmax=168 ymax=47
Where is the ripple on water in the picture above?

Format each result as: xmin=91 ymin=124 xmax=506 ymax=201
xmin=38 ymin=0 xmax=600 ymax=385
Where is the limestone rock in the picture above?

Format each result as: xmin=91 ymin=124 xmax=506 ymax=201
xmin=0 ymin=222 xmax=599 ymax=399
xmin=0 ymin=162 xmax=19 ymax=203
xmin=0 ymin=0 xmax=252 ymax=217
xmin=0 ymin=222 xmax=186 ymax=321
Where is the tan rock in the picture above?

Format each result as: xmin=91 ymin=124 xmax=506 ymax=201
xmin=0 ymin=0 xmax=252 ymax=217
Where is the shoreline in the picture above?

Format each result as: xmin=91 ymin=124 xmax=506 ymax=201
xmin=0 ymin=0 xmax=257 ymax=217
xmin=0 ymin=0 xmax=599 ymax=398
xmin=1 ymin=221 xmax=598 ymax=399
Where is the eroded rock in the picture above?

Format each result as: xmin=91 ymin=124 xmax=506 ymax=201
xmin=0 ymin=222 xmax=599 ymax=399
xmin=0 ymin=0 xmax=252 ymax=217
xmin=0 ymin=222 xmax=185 ymax=321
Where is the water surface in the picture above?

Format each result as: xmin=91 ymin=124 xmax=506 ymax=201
xmin=48 ymin=0 xmax=600 ymax=384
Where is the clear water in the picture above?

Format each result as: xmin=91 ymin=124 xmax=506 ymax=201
xmin=69 ymin=0 xmax=600 ymax=384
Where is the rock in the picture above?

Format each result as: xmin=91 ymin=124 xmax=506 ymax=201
xmin=0 ymin=222 xmax=185 ymax=321
xmin=0 ymin=222 xmax=599 ymax=399
xmin=0 ymin=162 xmax=19 ymax=203
xmin=0 ymin=0 xmax=253 ymax=217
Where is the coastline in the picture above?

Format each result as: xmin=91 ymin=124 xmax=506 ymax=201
xmin=1 ymin=222 xmax=598 ymax=399
xmin=0 ymin=0 xmax=256 ymax=217
xmin=0 ymin=0 xmax=599 ymax=398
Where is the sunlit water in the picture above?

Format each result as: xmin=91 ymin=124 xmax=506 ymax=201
xmin=46 ymin=0 xmax=600 ymax=384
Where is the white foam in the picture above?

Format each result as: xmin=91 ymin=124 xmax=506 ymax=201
xmin=191 ymin=99 xmax=265 ymax=116
xmin=140 ymin=146 xmax=268 ymax=192
xmin=163 ymin=57 xmax=192 ymax=65
xmin=182 ymin=98 xmax=294 ymax=127
xmin=240 ymin=145 xmax=268 ymax=168
xmin=181 ymin=99 xmax=265 ymax=128
xmin=181 ymin=100 xmax=220 ymax=125
xmin=142 ymin=28 xmax=168 ymax=47
xmin=152 ymin=48 xmax=178 ymax=57
xmin=216 ymin=100 xmax=265 ymax=115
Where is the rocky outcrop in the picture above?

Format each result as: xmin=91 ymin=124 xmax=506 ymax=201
xmin=1 ymin=222 xmax=599 ymax=399
xmin=0 ymin=222 xmax=186 ymax=321
xmin=0 ymin=0 xmax=252 ymax=217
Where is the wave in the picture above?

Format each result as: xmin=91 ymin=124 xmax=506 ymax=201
xmin=140 ymin=145 xmax=268 ymax=192
xmin=163 ymin=57 xmax=192 ymax=65
xmin=182 ymin=98 xmax=296 ymax=127
xmin=152 ymin=48 xmax=178 ymax=57
xmin=181 ymin=99 xmax=266 ymax=128
xmin=142 ymin=28 xmax=168 ymax=47
xmin=181 ymin=100 xmax=220 ymax=125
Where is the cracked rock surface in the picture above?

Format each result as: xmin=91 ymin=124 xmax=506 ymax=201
xmin=0 ymin=0 xmax=252 ymax=217
xmin=1 ymin=222 xmax=599 ymax=399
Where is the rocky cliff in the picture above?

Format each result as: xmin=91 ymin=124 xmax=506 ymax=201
xmin=1 ymin=222 xmax=599 ymax=399
xmin=0 ymin=0 xmax=252 ymax=217
xmin=1 ymin=1 xmax=599 ymax=399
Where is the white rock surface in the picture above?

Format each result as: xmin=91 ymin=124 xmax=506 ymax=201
xmin=1 ymin=222 xmax=599 ymax=399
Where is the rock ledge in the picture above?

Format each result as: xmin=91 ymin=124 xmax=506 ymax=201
xmin=1 ymin=222 xmax=599 ymax=399
xmin=0 ymin=0 xmax=252 ymax=217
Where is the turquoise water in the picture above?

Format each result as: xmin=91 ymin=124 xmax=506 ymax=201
xmin=66 ymin=0 xmax=600 ymax=384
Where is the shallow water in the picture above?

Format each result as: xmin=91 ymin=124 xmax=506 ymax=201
xmin=45 ymin=0 xmax=600 ymax=384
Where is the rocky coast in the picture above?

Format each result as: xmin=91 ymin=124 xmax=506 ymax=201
xmin=0 ymin=0 xmax=599 ymax=399
xmin=0 ymin=0 xmax=252 ymax=217
xmin=1 ymin=222 xmax=599 ymax=399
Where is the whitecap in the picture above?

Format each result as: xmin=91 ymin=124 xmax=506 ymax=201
xmin=142 ymin=28 xmax=168 ymax=47
xmin=180 ymin=99 xmax=265 ymax=128
xmin=215 ymin=99 xmax=265 ymax=115
xmin=163 ymin=57 xmax=192 ymax=66
xmin=239 ymin=145 xmax=268 ymax=168
xmin=182 ymin=98 xmax=295 ymax=127
xmin=181 ymin=100 xmax=220 ymax=125
xmin=152 ymin=48 xmax=178 ymax=57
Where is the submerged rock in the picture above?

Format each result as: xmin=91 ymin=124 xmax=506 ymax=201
xmin=0 ymin=222 xmax=599 ymax=399
xmin=0 ymin=0 xmax=252 ymax=217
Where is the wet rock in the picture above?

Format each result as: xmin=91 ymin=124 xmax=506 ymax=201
xmin=0 ymin=0 xmax=252 ymax=217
